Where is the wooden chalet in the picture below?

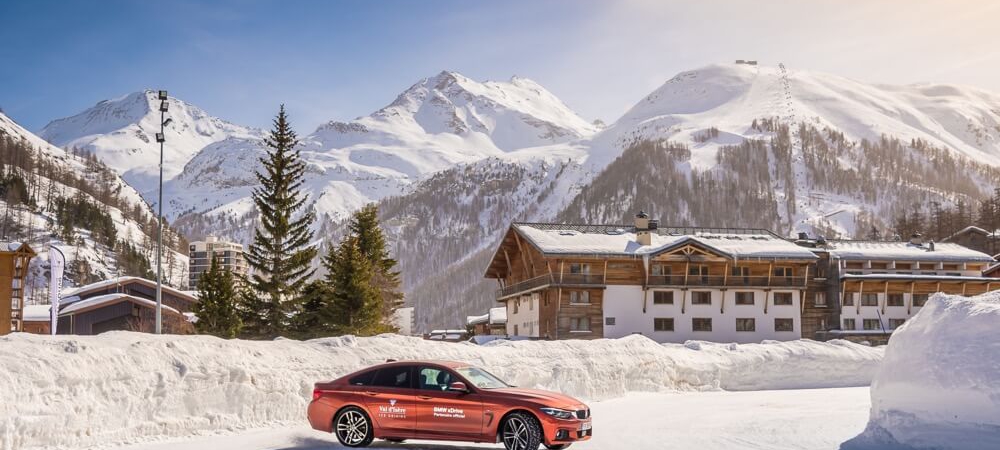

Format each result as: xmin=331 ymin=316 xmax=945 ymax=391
xmin=1 ymin=242 xmax=35 ymax=335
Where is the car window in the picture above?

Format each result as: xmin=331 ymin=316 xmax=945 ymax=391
xmin=417 ymin=366 xmax=455 ymax=391
xmin=371 ymin=365 xmax=413 ymax=389
xmin=348 ymin=370 xmax=376 ymax=386
xmin=455 ymin=366 xmax=510 ymax=389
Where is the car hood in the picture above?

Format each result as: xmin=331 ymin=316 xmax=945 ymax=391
xmin=486 ymin=387 xmax=585 ymax=409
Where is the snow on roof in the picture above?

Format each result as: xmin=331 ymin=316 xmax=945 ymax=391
xmin=943 ymin=225 xmax=1000 ymax=241
xmin=489 ymin=306 xmax=507 ymax=324
xmin=827 ymin=241 xmax=995 ymax=262
xmin=513 ymin=223 xmax=818 ymax=260
xmin=59 ymin=293 xmax=181 ymax=316
xmin=61 ymin=276 xmax=195 ymax=302
xmin=22 ymin=304 xmax=52 ymax=321
xmin=466 ymin=313 xmax=489 ymax=326
xmin=0 ymin=242 xmax=32 ymax=253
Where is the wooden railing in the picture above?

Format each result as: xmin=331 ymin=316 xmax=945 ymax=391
xmin=497 ymin=274 xmax=808 ymax=299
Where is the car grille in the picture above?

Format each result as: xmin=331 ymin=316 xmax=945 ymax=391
xmin=575 ymin=409 xmax=590 ymax=419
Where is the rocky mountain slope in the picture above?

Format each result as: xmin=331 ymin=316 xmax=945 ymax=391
xmin=0 ymin=111 xmax=188 ymax=301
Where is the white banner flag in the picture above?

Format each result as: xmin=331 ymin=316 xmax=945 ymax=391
xmin=48 ymin=246 xmax=65 ymax=335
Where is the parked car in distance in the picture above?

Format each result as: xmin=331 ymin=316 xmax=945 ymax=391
xmin=308 ymin=360 xmax=592 ymax=449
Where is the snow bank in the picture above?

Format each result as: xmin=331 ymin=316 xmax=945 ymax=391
xmin=0 ymin=333 xmax=881 ymax=450
xmin=856 ymin=291 xmax=1000 ymax=450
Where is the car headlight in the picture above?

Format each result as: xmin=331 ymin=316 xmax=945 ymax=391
xmin=540 ymin=407 xmax=575 ymax=420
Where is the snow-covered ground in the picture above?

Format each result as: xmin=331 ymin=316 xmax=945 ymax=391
xmin=850 ymin=291 xmax=1000 ymax=450
xmin=116 ymin=387 xmax=872 ymax=450
xmin=0 ymin=333 xmax=880 ymax=450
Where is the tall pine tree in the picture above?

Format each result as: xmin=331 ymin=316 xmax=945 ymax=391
xmin=348 ymin=204 xmax=404 ymax=329
xmin=243 ymin=106 xmax=317 ymax=338
xmin=192 ymin=257 xmax=242 ymax=338
xmin=325 ymin=236 xmax=382 ymax=335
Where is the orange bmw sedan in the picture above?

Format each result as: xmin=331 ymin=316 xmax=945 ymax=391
xmin=308 ymin=360 xmax=592 ymax=450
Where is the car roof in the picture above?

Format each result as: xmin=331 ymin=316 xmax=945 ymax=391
xmin=372 ymin=360 xmax=467 ymax=369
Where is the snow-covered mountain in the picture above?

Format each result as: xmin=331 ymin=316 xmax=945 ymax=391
xmin=0 ymin=111 xmax=188 ymax=300
xmin=379 ymin=63 xmax=1000 ymax=330
xmin=162 ymin=71 xmax=597 ymax=240
xmin=39 ymin=90 xmax=263 ymax=195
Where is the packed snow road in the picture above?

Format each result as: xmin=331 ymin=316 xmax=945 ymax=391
xmin=116 ymin=387 xmax=870 ymax=450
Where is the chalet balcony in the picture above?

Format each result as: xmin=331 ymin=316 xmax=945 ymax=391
xmin=495 ymin=273 xmax=605 ymax=300
xmin=646 ymin=275 xmax=807 ymax=288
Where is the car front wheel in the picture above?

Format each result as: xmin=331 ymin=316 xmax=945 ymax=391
xmin=502 ymin=412 xmax=542 ymax=450
xmin=334 ymin=406 xmax=374 ymax=448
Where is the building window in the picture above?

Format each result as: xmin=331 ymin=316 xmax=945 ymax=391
xmin=773 ymin=292 xmax=793 ymax=306
xmin=887 ymin=294 xmax=904 ymax=307
xmin=861 ymin=293 xmax=879 ymax=306
xmin=692 ymin=318 xmax=712 ymax=332
xmin=731 ymin=266 xmax=749 ymax=277
xmin=773 ymin=267 xmax=794 ymax=277
xmin=569 ymin=291 xmax=591 ymax=304
xmin=651 ymin=264 xmax=671 ymax=276
xmin=653 ymin=291 xmax=673 ymax=304
xmin=843 ymin=294 xmax=855 ymax=306
xmin=843 ymin=318 xmax=856 ymax=330
xmin=912 ymin=294 xmax=929 ymax=307
xmin=691 ymin=291 xmax=712 ymax=305
xmin=774 ymin=318 xmax=794 ymax=332
xmin=689 ymin=265 xmax=709 ymax=276
xmin=605 ymin=317 xmax=616 ymax=326
xmin=736 ymin=318 xmax=756 ymax=332
xmin=888 ymin=318 xmax=906 ymax=329
xmin=863 ymin=319 xmax=882 ymax=331
xmin=654 ymin=318 xmax=674 ymax=332
xmin=570 ymin=317 xmax=591 ymax=332
xmin=514 ymin=325 xmax=519 ymax=336
xmin=569 ymin=263 xmax=590 ymax=274
xmin=529 ymin=297 xmax=534 ymax=311
xmin=512 ymin=300 xmax=519 ymax=314
xmin=735 ymin=291 xmax=754 ymax=305
xmin=813 ymin=292 xmax=828 ymax=307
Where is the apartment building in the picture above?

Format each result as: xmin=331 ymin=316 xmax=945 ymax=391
xmin=188 ymin=236 xmax=247 ymax=289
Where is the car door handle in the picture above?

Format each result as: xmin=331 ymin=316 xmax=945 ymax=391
xmin=364 ymin=391 xmax=379 ymax=396
xmin=417 ymin=395 xmax=433 ymax=400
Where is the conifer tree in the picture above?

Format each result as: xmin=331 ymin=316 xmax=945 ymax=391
xmin=243 ymin=106 xmax=317 ymax=338
xmin=348 ymin=204 xmax=404 ymax=329
xmin=291 ymin=279 xmax=335 ymax=338
xmin=325 ymin=236 xmax=382 ymax=335
xmin=192 ymin=257 xmax=242 ymax=338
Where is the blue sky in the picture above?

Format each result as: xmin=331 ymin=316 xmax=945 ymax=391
xmin=2 ymin=0 xmax=999 ymax=132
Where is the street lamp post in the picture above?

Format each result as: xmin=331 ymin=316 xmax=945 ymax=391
xmin=154 ymin=90 xmax=170 ymax=334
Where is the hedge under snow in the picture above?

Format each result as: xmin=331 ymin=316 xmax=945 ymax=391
xmin=0 ymin=332 xmax=881 ymax=450
xmin=859 ymin=291 xmax=1000 ymax=450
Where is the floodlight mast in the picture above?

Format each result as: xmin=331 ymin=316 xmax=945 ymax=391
xmin=155 ymin=90 xmax=168 ymax=334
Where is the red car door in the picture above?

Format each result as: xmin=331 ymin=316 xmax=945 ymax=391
xmin=362 ymin=365 xmax=417 ymax=436
xmin=414 ymin=365 xmax=484 ymax=439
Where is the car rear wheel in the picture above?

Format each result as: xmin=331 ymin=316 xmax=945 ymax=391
xmin=334 ymin=407 xmax=374 ymax=448
xmin=502 ymin=412 xmax=542 ymax=450
xmin=545 ymin=445 xmax=573 ymax=449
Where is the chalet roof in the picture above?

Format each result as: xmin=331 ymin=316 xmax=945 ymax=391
xmin=511 ymin=223 xmax=818 ymax=260
xmin=23 ymin=304 xmax=51 ymax=322
xmin=0 ymin=242 xmax=35 ymax=254
xmin=826 ymin=241 xmax=994 ymax=262
xmin=59 ymin=293 xmax=181 ymax=316
xmin=943 ymin=225 xmax=999 ymax=241
xmin=61 ymin=276 xmax=197 ymax=304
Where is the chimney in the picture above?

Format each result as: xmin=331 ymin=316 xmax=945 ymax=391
xmin=909 ymin=233 xmax=923 ymax=246
xmin=928 ymin=241 xmax=935 ymax=252
xmin=797 ymin=232 xmax=809 ymax=240
xmin=635 ymin=211 xmax=652 ymax=246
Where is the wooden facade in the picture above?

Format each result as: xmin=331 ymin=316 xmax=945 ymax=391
xmin=0 ymin=243 xmax=35 ymax=335
xmin=56 ymin=277 xmax=198 ymax=335
xmin=485 ymin=221 xmax=1000 ymax=343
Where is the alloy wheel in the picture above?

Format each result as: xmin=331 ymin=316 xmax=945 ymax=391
xmin=503 ymin=416 xmax=530 ymax=450
xmin=336 ymin=410 xmax=369 ymax=446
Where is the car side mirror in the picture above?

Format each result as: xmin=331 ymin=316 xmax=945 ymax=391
xmin=447 ymin=381 xmax=468 ymax=393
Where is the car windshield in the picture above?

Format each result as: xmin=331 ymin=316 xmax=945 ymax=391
xmin=455 ymin=366 xmax=510 ymax=389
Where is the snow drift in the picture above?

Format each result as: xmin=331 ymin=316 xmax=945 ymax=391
xmin=857 ymin=291 xmax=1000 ymax=450
xmin=0 ymin=333 xmax=881 ymax=450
